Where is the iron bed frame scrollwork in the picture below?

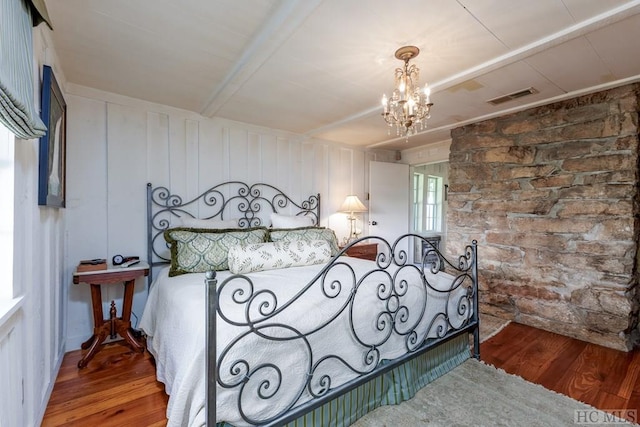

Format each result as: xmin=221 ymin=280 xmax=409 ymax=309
xmin=145 ymin=182 xmax=479 ymax=427
xmin=146 ymin=181 xmax=320 ymax=284
xmin=205 ymin=236 xmax=479 ymax=426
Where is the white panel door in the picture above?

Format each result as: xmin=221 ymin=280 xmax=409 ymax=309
xmin=369 ymin=161 xmax=410 ymax=259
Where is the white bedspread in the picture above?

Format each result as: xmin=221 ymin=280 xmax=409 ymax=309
xmin=140 ymin=257 xmax=469 ymax=427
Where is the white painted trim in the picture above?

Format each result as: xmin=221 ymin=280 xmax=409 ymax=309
xmin=400 ymin=140 xmax=451 ymax=166
xmin=0 ymin=296 xmax=23 ymax=331
xmin=33 ymin=345 xmax=65 ymax=427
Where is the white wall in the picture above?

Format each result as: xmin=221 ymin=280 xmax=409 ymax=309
xmin=14 ymin=130 xmax=66 ymax=427
xmin=0 ymin=24 xmax=67 ymax=427
xmin=64 ymin=84 xmax=394 ymax=350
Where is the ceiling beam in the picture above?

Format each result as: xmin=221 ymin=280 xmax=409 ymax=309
xmin=199 ymin=0 xmax=324 ymax=117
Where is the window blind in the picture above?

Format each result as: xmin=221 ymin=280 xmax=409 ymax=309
xmin=0 ymin=0 xmax=49 ymax=139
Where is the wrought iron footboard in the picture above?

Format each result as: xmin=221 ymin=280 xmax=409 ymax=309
xmin=206 ymin=234 xmax=479 ymax=426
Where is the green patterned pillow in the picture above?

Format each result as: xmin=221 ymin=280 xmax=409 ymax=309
xmin=268 ymin=226 xmax=340 ymax=256
xmin=164 ymin=227 xmax=268 ymax=276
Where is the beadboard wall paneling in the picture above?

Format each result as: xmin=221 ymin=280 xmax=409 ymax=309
xmin=64 ymin=96 xmax=109 ymax=344
xmin=0 ymin=25 xmax=69 ymax=427
xmin=64 ymin=87 xmax=395 ymax=350
xmin=13 ymin=133 xmax=66 ymax=426
xmin=105 ymin=103 xmax=149 ymax=323
xmin=146 ymin=112 xmax=171 ymax=195
xmin=0 ymin=314 xmax=22 ymax=427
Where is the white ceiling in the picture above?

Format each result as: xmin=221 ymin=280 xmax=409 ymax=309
xmin=44 ymin=0 xmax=640 ymax=151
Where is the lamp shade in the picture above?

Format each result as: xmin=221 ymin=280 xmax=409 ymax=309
xmin=340 ymin=195 xmax=367 ymax=213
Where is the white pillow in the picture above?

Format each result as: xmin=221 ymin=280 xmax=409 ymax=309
xmin=176 ymin=217 xmax=239 ymax=229
xmin=227 ymin=240 xmax=331 ymax=274
xmin=270 ymin=213 xmax=314 ymax=228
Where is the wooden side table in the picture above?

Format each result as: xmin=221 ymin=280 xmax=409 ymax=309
xmin=73 ymin=261 xmax=149 ymax=368
xmin=340 ymin=242 xmax=378 ymax=261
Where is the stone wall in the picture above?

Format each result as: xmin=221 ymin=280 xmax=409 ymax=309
xmin=447 ymin=83 xmax=640 ymax=351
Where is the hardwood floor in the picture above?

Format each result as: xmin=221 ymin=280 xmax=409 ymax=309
xmin=42 ymin=323 xmax=640 ymax=426
xmin=481 ymin=322 xmax=640 ymax=422
xmin=41 ymin=341 xmax=168 ymax=426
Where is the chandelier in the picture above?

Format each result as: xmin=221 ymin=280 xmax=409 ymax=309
xmin=381 ymin=46 xmax=433 ymax=139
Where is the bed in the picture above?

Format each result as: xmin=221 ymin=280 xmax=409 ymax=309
xmin=141 ymin=181 xmax=479 ymax=427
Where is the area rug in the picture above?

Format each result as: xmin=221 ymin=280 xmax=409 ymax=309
xmin=352 ymin=358 xmax=636 ymax=426
xmin=351 ymin=315 xmax=638 ymax=427
xmin=478 ymin=314 xmax=510 ymax=343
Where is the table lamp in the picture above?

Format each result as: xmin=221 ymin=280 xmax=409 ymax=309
xmin=340 ymin=195 xmax=367 ymax=242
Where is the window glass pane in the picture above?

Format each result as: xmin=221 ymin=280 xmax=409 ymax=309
xmin=424 ymin=175 xmax=442 ymax=232
xmin=413 ymin=173 xmax=424 ymax=232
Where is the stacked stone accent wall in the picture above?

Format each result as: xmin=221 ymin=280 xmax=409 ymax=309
xmin=448 ymin=83 xmax=640 ymax=351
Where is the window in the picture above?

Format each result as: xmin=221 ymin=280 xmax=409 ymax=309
xmin=412 ymin=172 xmax=424 ymax=232
xmin=424 ymin=175 xmax=443 ymax=232
xmin=411 ymin=163 xmax=447 ymax=235
xmin=411 ymin=162 xmax=448 ymax=264
xmin=412 ymin=173 xmax=443 ymax=233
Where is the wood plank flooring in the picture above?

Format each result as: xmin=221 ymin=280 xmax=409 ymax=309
xmin=481 ymin=322 xmax=640 ymax=422
xmin=41 ymin=341 xmax=168 ymax=426
xmin=42 ymin=323 xmax=640 ymax=426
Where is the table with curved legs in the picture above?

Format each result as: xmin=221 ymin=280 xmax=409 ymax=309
xmin=73 ymin=262 xmax=149 ymax=368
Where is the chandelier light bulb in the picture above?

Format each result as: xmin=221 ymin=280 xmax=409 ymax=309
xmin=408 ymin=97 xmax=415 ymax=115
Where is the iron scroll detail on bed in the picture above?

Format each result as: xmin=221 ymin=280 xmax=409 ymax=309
xmin=205 ymin=235 xmax=479 ymax=427
xmin=145 ymin=181 xmax=479 ymax=426
xmin=146 ymin=182 xmax=321 ymax=284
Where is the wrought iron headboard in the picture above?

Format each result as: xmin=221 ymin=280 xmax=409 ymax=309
xmin=146 ymin=182 xmax=321 ymax=284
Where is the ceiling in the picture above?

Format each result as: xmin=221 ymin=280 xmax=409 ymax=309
xmin=44 ymin=0 xmax=640 ymax=151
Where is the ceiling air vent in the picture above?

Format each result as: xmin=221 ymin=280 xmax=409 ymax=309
xmin=487 ymin=87 xmax=538 ymax=105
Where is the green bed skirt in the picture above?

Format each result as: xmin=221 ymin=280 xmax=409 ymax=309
xmin=218 ymin=334 xmax=470 ymax=427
